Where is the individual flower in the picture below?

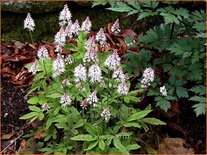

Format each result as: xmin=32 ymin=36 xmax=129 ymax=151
xmin=112 ymin=66 xmax=126 ymax=82
xmin=101 ymin=107 xmax=111 ymax=121
xmin=62 ymin=79 xmax=71 ymax=86
xmin=81 ymin=16 xmax=92 ymax=32
xmin=141 ymin=67 xmax=155 ymax=88
xmin=95 ymin=28 xmax=107 ymax=46
xmin=60 ymin=93 xmax=72 ymax=107
xmin=87 ymin=91 xmax=98 ymax=107
xmin=83 ymin=48 xmax=98 ymax=63
xmin=52 ymin=54 xmax=65 ymax=78
xmin=111 ymin=19 xmax=121 ymax=34
xmin=59 ymin=4 xmax=72 ymax=26
xmin=104 ymin=50 xmax=121 ymax=70
xmin=54 ymin=26 xmax=66 ymax=47
xmin=37 ymin=46 xmax=49 ymax=59
xmin=24 ymin=13 xmax=35 ymax=31
xmin=71 ymin=19 xmax=80 ymax=36
xmin=88 ymin=63 xmax=102 ymax=83
xmin=65 ymin=20 xmax=73 ymax=38
xmin=160 ymin=86 xmax=167 ymax=96
xmin=42 ymin=103 xmax=50 ymax=112
xmin=28 ymin=60 xmax=39 ymax=74
xmin=74 ymin=64 xmax=87 ymax=83
xmin=80 ymin=99 xmax=88 ymax=110
xmin=65 ymin=54 xmax=73 ymax=64
xmin=117 ymin=81 xmax=128 ymax=95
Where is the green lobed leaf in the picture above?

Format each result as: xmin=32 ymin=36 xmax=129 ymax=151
xmin=70 ymin=134 xmax=97 ymax=141
xmin=141 ymin=117 xmax=166 ymax=125
xmin=113 ymin=137 xmax=130 ymax=154
xmin=127 ymin=110 xmax=152 ymax=122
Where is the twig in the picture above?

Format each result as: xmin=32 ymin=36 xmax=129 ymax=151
xmin=1 ymin=132 xmax=23 ymax=153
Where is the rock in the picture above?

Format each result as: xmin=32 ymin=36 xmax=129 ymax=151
xmin=158 ymin=138 xmax=194 ymax=154
xmin=2 ymin=1 xmax=66 ymax=13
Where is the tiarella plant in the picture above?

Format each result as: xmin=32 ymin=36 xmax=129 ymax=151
xmin=93 ymin=1 xmax=206 ymax=116
xmin=20 ymin=4 xmax=166 ymax=154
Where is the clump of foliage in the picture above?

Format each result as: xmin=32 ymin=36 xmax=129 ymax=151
xmin=93 ymin=1 xmax=206 ymax=116
xmin=20 ymin=4 xmax=166 ymax=154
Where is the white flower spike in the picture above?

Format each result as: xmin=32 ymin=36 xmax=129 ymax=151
xmin=52 ymin=53 xmax=65 ymax=78
xmin=59 ymin=4 xmax=72 ymax=26
xmin=104 ymin=50 xmax=121 ymax=70
xmin=88 ymin=63 xmax=102 ymax=83
xmin=81 ymin=16 xmax=92 ymax=32
xmin=74 ymin=64 xmax=87 ymax=83
xmin=37 ymin=46 xmax=49 ymax=59
xmin=24 ymin=13 xmax=35 ymax=31
xmin=111 ymin=19 xmax=121 ymax=34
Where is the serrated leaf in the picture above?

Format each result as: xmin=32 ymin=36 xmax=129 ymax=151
xmin=141 ymin=117 xmax=166 ymax=125
xmin=190 ymin=85 xmax=206 ymax=95
xmin=126 ymin=144 xmax=140 ymax=151
xmin=192 ymin=103 xmax=206 ymax=117
xmin=46 ymin=93 xmax=63 ymax=98
xmin=189 ymin=96 xmax=206 ymax=103
xmin=29 ymin=106 xmax=41 ymax=112
xmin=113 ymin=137 xmax=130 ymax=154
xmin=127 ymin=110 xmax=152 ymax=121
xmin=123 ymin=122 xmax=141 ymax=128
xmin=176 ymin=87 xmax=189 ymax=98
xmin=84 ymin=140 xmax=99 ymax=151
xmin=155 ymin=97 xmax=171 ymax=111
xmin=19 ymin=112 xmax=38 ymax=120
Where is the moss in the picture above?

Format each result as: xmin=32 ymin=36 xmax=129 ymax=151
xmin=1 ymin=3 xmax=140 ymax=43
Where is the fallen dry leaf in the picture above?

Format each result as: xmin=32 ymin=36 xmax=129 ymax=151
xmin=158 ymin=137 xmax=194 ymax=154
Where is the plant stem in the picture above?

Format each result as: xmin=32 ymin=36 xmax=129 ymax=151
xmin=29 ymin=30 xmax=34 ymax=44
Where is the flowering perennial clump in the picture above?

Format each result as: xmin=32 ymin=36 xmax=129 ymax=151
xmin=24 ymin=13 xmax=35 ymax=31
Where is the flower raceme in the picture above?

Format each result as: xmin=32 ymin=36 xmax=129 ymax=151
xmin=59 ymin=4 xmax=72 ymax=26
xmin=141 ymin=67 xmax=155 ymax=89
xmin=37 ymin=46 xmax=49 ymax=59
xmin=88 ymin=63 xmax=102 ymax=84
xmin=111 ymin=19 xmax=121 ymax=35
xmin=54 ymin=26 xmax=66 ymax=48
xmin=60 ymin=93 xmax=72 ymax=107
xmin=52 ymin=54 xmax=65 ymax=78
xmin=96 ymin=28 xmax=107 ymax=46
xmin=74 ymin=64 xmax=87 ymax=83
xmin=81 ymin=16 xmax=92 ymax=32
xmin=24 ymin=13 xmax=35 ymax=31
xmin=104 ymin=50 xmax=121 ymax=70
